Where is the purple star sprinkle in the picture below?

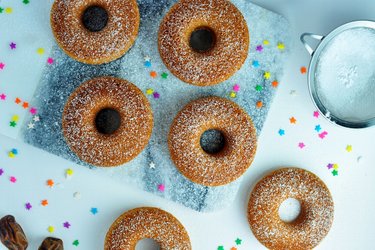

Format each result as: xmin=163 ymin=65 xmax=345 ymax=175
xmin=0 ymin=168 xmax=4 ymax=176
xmin=10 ymin=42 xmax=16 ymax=50
xmin=256 ymin=45 xmax=263 ymax=52
xmin=63 ymin=221 xmax=71 ymax=229
xmin=327 ymin=163 xmax=334 ymax=170
xmin=153 ymin=92 xmax=160 ymax=99
xmin=25 ymin=203 xmax=32 ymax=210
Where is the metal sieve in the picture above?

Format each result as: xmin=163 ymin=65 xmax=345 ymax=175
xmin=301 ymin=21 xmax=375 ymax=129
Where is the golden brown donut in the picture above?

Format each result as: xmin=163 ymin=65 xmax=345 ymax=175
xmin=62 ymin=76 xmax=153 ymax=167
xmin=247 ymin=168 xmax=334 ymax=250
xmin=104 ymin=207 xmax=191 ymax=250
xmin=168 ymin=97 xmax=257 ymax=186
xmin=158 ymin=0 xmax=249 ymax=86
xmin=51 ymin=0 xmax=139 ymax=64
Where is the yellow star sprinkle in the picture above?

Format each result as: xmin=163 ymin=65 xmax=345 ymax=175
xmin=346 ymin=145 xmax=352 ymax=152
xmin=146 ymin=89 xmax=154 ymax=95
xmin=5 ymin=7 xmax=13 ymax=14
xmin=277 ymin=42 xmax=285 ymax=50
xmin=11 ymin=115 xmax=19 ymax=122
xmin=264 ymin=71 xmax=271 ymax=80
xmin=333 ymin=164 xmax=339 ymax=170
xmin=263 ymin=40 xmax=270 ymax=45
xmin=229 ymin=91 xmax=237 ymax=98
xmin=47 ymin=226 xmax=55 ymax=233
xmin=37 ymin=48 xmax=45 ymax=55
xmin=66 ymin=168 xmax=74 ymax=177
xmin=8 ymin=152 xmax=15 ymax=158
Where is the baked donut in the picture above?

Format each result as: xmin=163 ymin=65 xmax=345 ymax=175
xmin=104 ymin=207 xmax=191 ymax=250
xmin=51 ymin=0 xmax=139 ymax=64
xmin=247 ymin=168 xmax=334 ymax=250
xmin=168 ymin=97 xmax=257 ymax=186
xmin=158 ymin=0 xmax=249 ymax=86
xmin=62 ymin=76 xmax=153 ymax=167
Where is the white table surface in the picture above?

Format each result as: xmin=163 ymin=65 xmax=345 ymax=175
xmin=1 ymin=0 xmax=375 ymax=249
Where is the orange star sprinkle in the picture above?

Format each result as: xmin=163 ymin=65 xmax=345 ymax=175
xmin=46 ymin=179 xmax=54 ymax=187
xmin=256 ymin=101 xmax=263 ymax=108
xmin=15 ymin=98 xmax=21 ymax=104
xmin=150 ymin=71 xmax=157 ymax=78
xmin=272 ymin=81 xmax=279 ymax=88
xmin=300 ymin=66 xmax=307 ymax=74
xmin=41 ymin=200 xmax=49 ymax=206
xmin=230 ymin=247 xmax=237 ymax=250
xmin=22 ymin=102 xmax=29 ymax=109
xmin=290 ymin=117 xmax=297 ymax=124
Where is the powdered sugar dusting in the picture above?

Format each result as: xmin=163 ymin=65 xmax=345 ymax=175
xmin=105 ymin=207 xmax=191 ymax=250
xmin=248 ymin=168 xmax=334 ymax=249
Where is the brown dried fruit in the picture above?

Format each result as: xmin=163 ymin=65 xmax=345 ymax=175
xmin=38 ymin=237 xmax=64 ymax=250
xmin=0 ymin=215 xmax=28 ymax=250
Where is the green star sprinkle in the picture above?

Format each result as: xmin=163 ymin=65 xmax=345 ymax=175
xmin=0 ymin=7 xmax=4 ymax=13
xmin=23 ymin=0 xmax=30 ymax=4
xmin=72 ymin=240 xmax=79 ymax=246
xmin=235 ymin=238 xmax=242 ymax=245
xmin=255 ymin=85 xmax=263 ymax=91
xmin=10 ymin=121 xmax=17 ymax=127
xmin=161 ymin=72 xmax=168 ymax=79
xmin=332 ymin=170 xmax=338 ymax=176
xmin=218 ymin=246 xmax=224 ymax=250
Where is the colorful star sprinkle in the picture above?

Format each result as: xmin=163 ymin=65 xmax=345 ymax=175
xmin=161 ymin=72 xmax=168 ymax=79
xmin=315 ymin=125 xmax=322 ymax=132
xmin=10 ymin=176 xmax=17 ymax=183
xmin=9 ymin=121 xmax=17 ymax=127
xmin=0 ymin=93 xmax=6 ymax=100
xmin=278 ymin=129 xmax=285 ymax=136
xmin=41 ymin=200 xmax=49 ymax=206
xmin=5 ymin=7 xmax=12 ymax=14
xmin=0 ymin=62 xmax=5 ymax=70
xmin=327 ymin=163 xmax=339 ymax=176
xmin=289 ymin=117 xmax=297 ymax=124
xmin=319 ymin=131 xmax=328 ymax=139
xmin=66 ymin=168 xmax=74 ymax=178
xmin=233 ymin=84 xmax=240 ymax=92
xmin=150 ymin=71 xmax=157 ymax=78
xmin=72 ymin=240 xmax=79 ymax=247
xmin=332 ymin=170 xmax=338 ymax=176
xmin=90 ymin=208 xmax=98 ymax=215
xmin=0 ymin=169 xmax=3 ymax=176
xmin=47 ymin=57 xmax=54 ymax=65
xmin=10 ymin=42 xmax=16 ymax=50
xmin=47 ymin=226 xmax=55 ymax=233
xmin=235 ymin=238 xmax=242 ymax=245
xmin=46 ymin=179 xmax=54 ymax=188
xmin=313 ymin=111 xmax=320 ymax=118
xmin=158 ymin=184 xmax=165 ymax=192
xmin=27 ymin=123 xmax=35 ymax=129
xmin=149 ymin=162 xmax=156 ymax=169
xmin=8 ymin=148 xmax=18 ymax=158
xmin=23 ymin=0 xmax=30 ymax=4
xmin=63 ymin=221 xmax=71 ymax=229
xmin=256 ymin=101 xmax=263 ymax=109
xmin=146 ymin=88 xmax=154 ymax=95
xmin=218 ymin=246 xmax=224 ymax=250
xmin=255 ymin=85 xmax=263 ymax=92
xmin=346 ymin=145 xmax=353 ymax=152
xmin=272 ymin=81 xmax=279 ymax=88
xmin=256 ymin=45 xmax=263 ymax=52
xmin=277 ymin=42 xmax=285 ymax=50
xmin=263 ymin=40 xmax=270 ymax=45
xmin=0 ymin=7 xmax=4 ymax=13
xmin=300 ymin=66 xmax=307 ymax=74
xmin=37 ymin=48 xmax=45 ymax=55
xmin=298 ymin=142 xmax=306 ymax=149
xmin=263 ymin=71 xmax=271 ymax=80
xmin=153 ymin=92 xmax=160 ymax=99
xmin=252 ymin=60 xmax=260 ymax=68
xmin=25 ymin=203 xmax=32 ymax=210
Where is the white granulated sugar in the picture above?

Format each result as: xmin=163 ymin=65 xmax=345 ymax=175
xmin=315 ymin=27 xmax=375 ymax=122
xmin=22 ymin=0 xmax=290 ymax=212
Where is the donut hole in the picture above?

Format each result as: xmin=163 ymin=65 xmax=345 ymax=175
xmin=189 ymin=27 xmax=216 ymax=53
xmin=95 ymin=108 xmax=121 ymax=135
xmin=278 ymin=198 xmax=302 ymax=223
xmin=135 ymin=238 xmax=160 ymax=250
xmin=200 ymin=129 xmax=226 ymax=154
xmin=82 ymin=5 xmax=109 ymax=32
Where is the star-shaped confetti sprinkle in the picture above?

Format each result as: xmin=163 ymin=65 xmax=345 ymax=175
xmin=315 ymin=125 xmax=322 ymax=132
xmin=153 ymin=92 xmax=160 ymax=99
xmin=255 ymin=85 xmax=263 ymax=91
xmin=73 ymin=240 xmax=79 ymax=246
xmin=144 ymin=61 xmax=152 ymax=67
xmin=231 ymin=248 xmax=237 ymax=250
xmin=47 ymin=179 xmax=54 ymax=187
xmin=144 ymin=56 xmax=151 ymax=61
xmin=10 ymin=42 xmax=16 ymax=50
xmin=12 ymin=115 xmax=19 ymax=122
xmin=41 ymin=200 xmax=48 ymax=206
xmin=0 ymin=62 xmax=5 ymax=70
xmin=15 ymin=98 xmax=22 ymax=104
xmin=277 ymin=42 xmax=285 ymax=50
xmin=47 ymin=58 xmax=54 ymax=64
xmin=47 ymin=226 xmax=55 ymax=233
xmin=263 ymin=40 xmax=270 ymax=45
xmin=146 ymin=88 xmax=154 ymax=95
xmin=0 ymin=7 xmax=4 ymax=13
xmin=300 ymin=67 xmax=307 ymax=74
xmin=229 ymin=91 xmax=236 ymax=98
xmin=333 ymin=164 xmax=339 ymax=170
xmin=63 ymin=222 xmax=71 ymax=229
xmin=66 ymin=168 xmax=74 ymax=178
xmin=278 ymin=129 xmax=285 ymax=136
xmin=264 ymin=71 xmax=271 ymax=80
xmin=235 ymin=238 xmax=242 ymax=245
xmin=161 ymin=72 xmax=168 ymax=79
xmin=346 ymin=145 xmax=353 ymax=152
xmin=27 ymin=123 xmax=35 ymax=129
xmin=233 ymin=84 xmax=240 ymax=92
xmin=298 ymin=142 xmax=306 ymax=149
xmin=0 ymin=93 xmax=6 ymax=100
xmin=272 ymin=81 xmax=279 ymax=88
xmin=37 ymin=48 xmax=45 ymax=55
xmin=289 ymin=117 xmax=297 ymax=124
xmin=256 ymin=101 xmax=263 ymax=108
xmin=90 ymin=207 xmax=98 ymax=215
xmin=252 ymin=60 xmax=260 ymax=68
xmin=10 ymin=176 xmax=17 ymax=183
xmin=150 ymin=71 xmax=157 ymax=78
xmin=5 ymin=7 xmax=12 ymax=14
xmin=0 ymin=169 xmax=4 ymax=176
xmin=25 ymin=203 xmax=32 ymax=210
xmin=33 ymin=115 xmax=40 ymax=122
xmin=22 ymin=102 xmax=29 ymax=109
xmin=158 ymin=184 xmax=165 ymax=192
xmin=313 ymin=111 xmax=320 ymax=118
xmin=319 ymin=131 xmax=328 ymax=139
xmin=256 ymin=45 xmax=263 ymax=52
xmin=23 ymin=0 xmax=30 ymax=4
xmin=10 ymin=121 xmax=17 ymax=127
xmin=218 ymin=246 xmax=224 ymax=250
xmin=332 ymin=170 xmax=338 ymax=176
xmin=327 ymin=163 xmax=333 ymax=170
xmin=149 ymin=162 xmax=155 ymax=169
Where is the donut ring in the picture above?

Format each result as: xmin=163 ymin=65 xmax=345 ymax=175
xmin=104 ymin=207 xmax=191 ymax=250
xmin=62 ymin=77 xmax=153 ymax=167
xmin=247 ymin=168 xmax=334 ymax=250
xmin=158 ymin=0 xmax=249 ymax=86
xmin=51 ymin=0 xmax=140 ymax=64
xmin=168 ymin=97 xmax=257 ymax=186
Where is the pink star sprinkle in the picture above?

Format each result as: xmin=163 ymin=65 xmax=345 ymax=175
xmin=233 ymin=84 xmax=240 ymax=92
xmin=0 ymin=63 xmax=5 ymax=70
xmin=10 ymin=176 xmax=17 ymax=183
xmin=0 ymin=93 xmax=6 ymax=100
xmin=29 ymin=107 xmax=37 ymax=115
xmin=25 ymin=203 xmax=32 ymax=210
xmin=319 ymin=131 xmax=328 ymax=139
xmin=63 ymin=222 xmax=71 ymax=229
xmin=313 ymin=111 xmax=320 ymax=118
xmin=158 ymin=184 xmax=165 ymax=192
xmin=10 ymin=42 xmax=16 ymax=50
xmin=256 ymin=45 xmax=263 ymax=52
xmin=298 ymin=142 xmax=306 ymax=149
xmin=47 ymin=58 xmax=54 ymax=64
